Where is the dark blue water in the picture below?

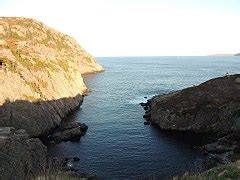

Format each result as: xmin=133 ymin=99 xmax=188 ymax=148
xmin=48 ymin=56 xmax=240 ymax=179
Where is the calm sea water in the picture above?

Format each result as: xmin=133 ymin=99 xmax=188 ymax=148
xmin=48 ymin=56 xmax=240 ymax=179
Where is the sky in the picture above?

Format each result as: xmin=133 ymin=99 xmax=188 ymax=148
xmin=0 ymin=0 xmax=240 ymax=56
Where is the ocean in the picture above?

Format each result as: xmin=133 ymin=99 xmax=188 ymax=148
xmin=48 ymin=56 xmax=240 ymax=179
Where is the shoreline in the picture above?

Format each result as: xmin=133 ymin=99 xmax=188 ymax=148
xmin=0 ymin=71 xmax=103 ymax=179
xmin=141 ymin=74 xmax=240 ymax=177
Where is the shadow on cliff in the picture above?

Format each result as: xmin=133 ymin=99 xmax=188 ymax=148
xmin=150 ymin=124 xmax=213 ymax=147
xmin=0 ymin=94 xmax=84 ymax=137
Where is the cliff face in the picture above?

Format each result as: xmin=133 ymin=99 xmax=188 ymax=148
xmin=0 ymin=17 xmax=103 ymax=136
xmin=149 ymin=75 xmax=240 ymax=136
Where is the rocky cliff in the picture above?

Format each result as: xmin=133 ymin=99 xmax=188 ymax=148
xmin=0 ymin=17 xmax=103 ymax=137
xmin=141 ymin=75 xmax=240 ymax=175
xmin=0 ymin=127 xmax=47 ymax=179
xmin=149 ymin=75 xmax=240 ymax=136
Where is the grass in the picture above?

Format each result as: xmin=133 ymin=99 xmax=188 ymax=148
xmin=178 ymin=160 xmax=240 ymax=179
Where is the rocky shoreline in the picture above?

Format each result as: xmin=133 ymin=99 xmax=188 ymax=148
xmin=0 ymin=99 xmax=95 ymax=179
xmin=0 ymin=17 xmax=103 ymax=179
xmin=141 ymin=74 xmax=240 ymax=174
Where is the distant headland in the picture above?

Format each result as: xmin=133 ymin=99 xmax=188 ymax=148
xmin=207 ymin=53 xmax=240 ymax=56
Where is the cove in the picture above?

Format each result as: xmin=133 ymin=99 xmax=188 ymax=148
xmin=48 ymin=56 xmax=240 ymax=179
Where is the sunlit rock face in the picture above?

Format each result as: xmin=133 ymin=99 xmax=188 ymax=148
xmin=0 ymin=17 xmax=103 ymax=136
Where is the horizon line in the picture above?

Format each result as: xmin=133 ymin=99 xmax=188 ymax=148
xmin=95 ymin=55 xmax=237 ymax=58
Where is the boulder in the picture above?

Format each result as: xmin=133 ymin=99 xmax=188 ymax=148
xmin=47 ymin=122 xmax=88 ymax=143
xmin=51 ymin=126 xmax=83 ymax=142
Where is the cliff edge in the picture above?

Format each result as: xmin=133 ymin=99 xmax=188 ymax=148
xmin=0 ymin=17 xmax=103 ymax=137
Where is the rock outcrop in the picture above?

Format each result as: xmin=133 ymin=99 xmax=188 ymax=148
xmin=0 ymin=127 xmax=47 ymax=179
xmin=149 ymin=75 xmax=240 ymax=137
xmin=48 ymin=122 xmax=88 ymax=143
xmin=235 ymin=53 xmax=240 ymax=56
xmin=0 ymin=17 xmax=103 ymax=137
xmin=143 ymin=74 xmax=240 ymax=164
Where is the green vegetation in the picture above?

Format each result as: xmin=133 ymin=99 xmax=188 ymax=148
xmin=55 ymin=36 xmax=69 ymax=50
xmin=37 ymin=78 xmax=48 ymax=89
xmin=41 ymin=30 xmax=69 ymax=50
xmin=1 ymin=18 xmax=74 ymax=75
xmin=25 ymin=81 xmax=41 ymax=94
xmin=25 ymin=79 xmax=48 ymax=97
xmin=178 ymin=160 xmax=240 ymax=179
xmin=23 ymin=94 xmax=41 ymax=103
xmin=58 ymin=59 xmax=70 ymax=72
xmin=0 ymin=17 xmax=97 ymax=88
xmin=85 ymin=56 xmax=93 ymax=63
xmin=16 ymin=20 xmax=33 ymax=27
xmin=0 ymin=56 xmax=19 ymax=73
xmin=41 ymin=30 xmax=53 ymax=46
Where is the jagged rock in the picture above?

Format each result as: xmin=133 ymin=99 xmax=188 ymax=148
xmin=51 ymin=126 xmax=83 ymax=142
xmin=0 ymin=17 xmax=103 ymax=137
xmin=144 ymin=121 xmax=150 ymax=125
xmin=0 ymin=127 xmax=47 ymax=179
xmin=143 ymin=112 xmax=151 ymax=119
xmin=140 ymin=102 xmax=149 ymax=107
xmin=79 ymin=123 xmax=88 ymax=132
xmin=143 ymin=106 xmax=149 ymax=111
xmin=73 ymin=157 xmax=80 ymax=162
xmin=46 ymin=122 xmax=88 ymax=143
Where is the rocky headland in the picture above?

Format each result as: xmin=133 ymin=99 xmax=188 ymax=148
xmin=142 ymin=74 xmax=240 ymax=177
xmin=0 ymin=17 xmax=103 ymax=179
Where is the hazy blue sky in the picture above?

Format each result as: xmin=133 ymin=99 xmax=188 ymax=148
xmin=0 ymin=0 xmax=240 ymax=56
